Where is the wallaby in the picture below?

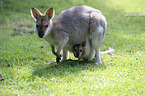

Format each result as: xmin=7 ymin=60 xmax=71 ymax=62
xmin=31 ymin=5 xmax=107 ymax=64
xmin=72 ymin=40 xmax=115 ymax=61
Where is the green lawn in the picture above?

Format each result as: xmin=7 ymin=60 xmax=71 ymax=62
xmin=0 ymin=0 xmax=145 ymax=95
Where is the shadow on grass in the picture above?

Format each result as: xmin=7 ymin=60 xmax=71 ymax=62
xmin=32 ymin=59 xmax=107 ymax=79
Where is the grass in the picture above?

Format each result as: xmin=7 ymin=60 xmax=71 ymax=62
xmin=0 ymin=0 xmax=145 ymax=95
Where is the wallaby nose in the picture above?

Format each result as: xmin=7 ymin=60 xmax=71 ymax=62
xmin=38 ymin=32 xmax=44 ymax=38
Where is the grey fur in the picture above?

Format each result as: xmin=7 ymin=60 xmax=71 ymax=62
xmin=31 ymin=5 xmax=107 ymax=64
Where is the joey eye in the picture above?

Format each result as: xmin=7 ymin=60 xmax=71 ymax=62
xmin=36 ymin=25 xmax=39 ymax=28
xmin=45 ymin=25 xmax=48 ymax=27
xmin=74 ymin=49 xmax=76 ymax=52
xmin=80 ymin=49 xmax=83 ymax=52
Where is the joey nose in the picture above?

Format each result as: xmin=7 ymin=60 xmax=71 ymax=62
xmin=74 ymin=53 xmax=79 ymax=58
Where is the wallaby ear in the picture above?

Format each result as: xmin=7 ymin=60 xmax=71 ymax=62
xmin=81 ymin=41 xmax=86 ymax=47
xmin=44 ymin=8 xmax=55 ymax=19
xmin=31 ymin=7 xmax=42 ymax=21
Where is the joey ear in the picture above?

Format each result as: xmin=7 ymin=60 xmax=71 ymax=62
xmin=81 ymin=41 xmax=86 ymax=47
xmin=44 ymin=8 xmax=55 ymax=19
xmin=31 ymin=7 xmax=42 ymax=21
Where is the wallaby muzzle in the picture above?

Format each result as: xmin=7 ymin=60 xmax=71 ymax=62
xmin=38 ymin=30 xmax=44 ymax=38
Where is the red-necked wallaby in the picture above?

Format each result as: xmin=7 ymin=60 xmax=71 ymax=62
xmin=73 ymin=40 xmax=114 ymax=61
xmin=31 ymin=5 xmax=107 ymax=64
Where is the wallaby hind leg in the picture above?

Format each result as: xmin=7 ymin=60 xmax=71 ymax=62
xmin=92 ymin=41 xmax=101 ymax=64
xmin=92 ymin=26 xmax=104 ymax=64
xmin=90 ymin=11 xmax=107 ymax=64
xmin=88 ymin=44 xmax=95 ymax=59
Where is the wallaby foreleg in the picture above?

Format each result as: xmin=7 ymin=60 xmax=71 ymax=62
xmin=55 ymin=47 xmax=62 ymax=63
xmin=56 ymin=35 xmax=69 ymax=63
xmin=50 ymin=45 xmax=61 ymax=63
xmin=50 ymin=45 xmax=57 ymax=56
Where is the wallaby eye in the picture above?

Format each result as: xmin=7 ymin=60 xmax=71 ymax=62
xmin=36 ymin=25 xmax=39 ymax=28
xmin=45 ymin=25 xmax=48 ymax=27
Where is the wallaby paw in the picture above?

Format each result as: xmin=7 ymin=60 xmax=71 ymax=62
xmin=56 ymin=54 xmax=62 ymax=63
xmin=56 ymin=57 xmax=61 ymax=63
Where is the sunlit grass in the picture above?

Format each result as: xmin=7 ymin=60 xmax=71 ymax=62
xmin=0 ymin=0 xmax=145 ymax=95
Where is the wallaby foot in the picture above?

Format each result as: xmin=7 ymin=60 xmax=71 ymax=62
xmin=95 ymin=61 xmax=102 ymax=65
xmin=94 ymin=54 xmax=102 ymax=65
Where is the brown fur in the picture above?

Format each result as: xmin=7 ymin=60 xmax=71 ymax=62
xmin=72 ymin=41 xmax=86 ymax=61
xmin=73 ymin=41 xmax=115 ymax=61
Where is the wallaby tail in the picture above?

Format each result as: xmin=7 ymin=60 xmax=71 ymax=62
xmin=101 ymin=47 xmax=115 ymax=55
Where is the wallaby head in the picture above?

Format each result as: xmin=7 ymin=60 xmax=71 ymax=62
xmin=31 ymin=7 xmax=55 ymax=38
xmin=73 ymin=41 xmax=86 ymax=58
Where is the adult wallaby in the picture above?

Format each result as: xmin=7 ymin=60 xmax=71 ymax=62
xmin=31 ymin=5 xmax=107 ymax=64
